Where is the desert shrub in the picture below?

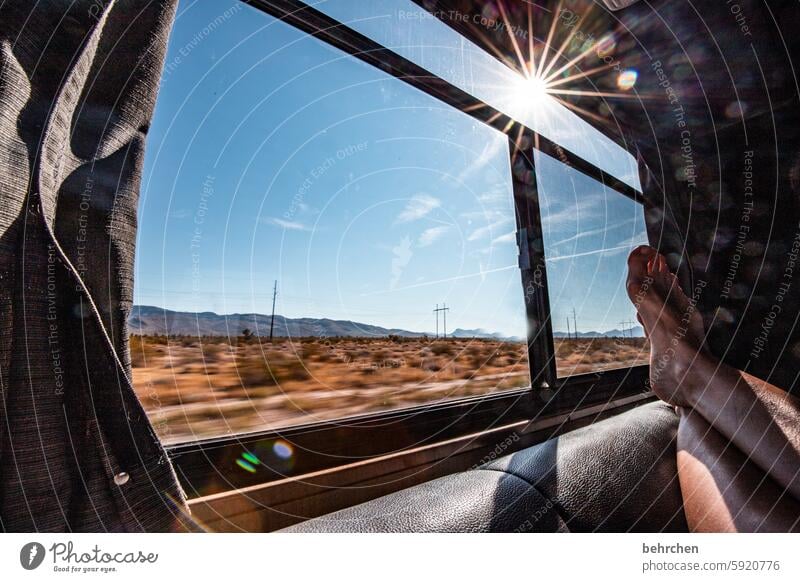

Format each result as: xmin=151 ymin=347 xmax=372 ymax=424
xmin=501 ymin=342 xmax=523 ymax=356
xmin=175 ymin=335 xmax=200 ymax=348
xmin=280 ymin=358 xmax=311 ymax=381
xmin=200 ymin=341 xmax=226 ymax=364
xmin=234 ymin=351 xmax=276 ymax=387
xmin=421 ymin=360 xmax=441 ymax=372
xmin=430 ymin=342 xmax=454 ymax=356
xmin=129 ymin=335 xmax=163 ymax=368
xmin=301 ymin=342 xmax=323 ymax=360
xmin=465 ymin=341 xmax=492 ymax=355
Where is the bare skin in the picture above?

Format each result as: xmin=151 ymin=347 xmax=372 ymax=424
xmin=626 ymin=245 xmax=800 ymax=532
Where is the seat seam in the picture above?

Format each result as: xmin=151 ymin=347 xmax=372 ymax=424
xmin=477 ymin=467 xmax=571 ymax=527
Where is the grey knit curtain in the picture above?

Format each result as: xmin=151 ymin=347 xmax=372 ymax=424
xmin=0 ymin=0 xmax=196 ymax=532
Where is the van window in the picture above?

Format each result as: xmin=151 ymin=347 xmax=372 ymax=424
xmin=133 ymin=0 xmax=528 ymax=444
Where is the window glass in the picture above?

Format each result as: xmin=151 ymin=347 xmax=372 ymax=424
xmin=534 ymin=151 xmax=650 ymax=377
xmin=134 ymin=0 xmax=528 ymax=444
xmin=311 ymin=0 xmax=641 ymax=191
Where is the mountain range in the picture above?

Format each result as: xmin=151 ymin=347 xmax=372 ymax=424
xmin=552 ymin=327 xmax=645 ymax=339
xmin=129 ymin=306 xmax=643 ymax=340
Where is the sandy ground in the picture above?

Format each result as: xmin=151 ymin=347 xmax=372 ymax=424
xmin=130 ymin=335 xmax=648 ymax=444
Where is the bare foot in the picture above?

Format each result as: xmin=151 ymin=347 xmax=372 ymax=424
xmin=626 ymin=245 xmax=705 ymax=406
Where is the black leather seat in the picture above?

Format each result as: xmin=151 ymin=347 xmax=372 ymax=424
xmin=281 ymin=401 xmax=687 ymax=532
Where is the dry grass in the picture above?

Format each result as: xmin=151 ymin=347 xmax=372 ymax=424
xmin=131 ymin=335 xmax=648 ymax=444
xmin=555 ymin=337 xmax=649 ymax=376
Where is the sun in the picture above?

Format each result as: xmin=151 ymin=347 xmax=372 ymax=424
xmin=511 ymin=74 xmax=551 ymax=112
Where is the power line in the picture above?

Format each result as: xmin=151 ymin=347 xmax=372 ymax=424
xmin=433 ymin=303 xmax=450 ymax=339
xmin=572 ymin=307 xmax=578 ymax=339
xmin=618 ymin=319 xmax=637 ymax=339
xmin=269 ymin=280 xmax=277 ymax=342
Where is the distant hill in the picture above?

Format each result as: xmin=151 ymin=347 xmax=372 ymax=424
xmin=552 ymin=326 xmax=645 ymax=338
xmin=129 ymin=305 xmax=426 ymax=338
xmin=450 ymin=328 xmax=523 ymax=342
xmin=129 ymin=305 xmax=641 ymax=340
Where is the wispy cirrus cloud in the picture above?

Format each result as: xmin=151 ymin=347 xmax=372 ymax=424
xmin=468 ymin=217 xmax=513 ymax=241
xmin=491 ymin=231 xmax=516 ymax=246
xmin=479 ymin=183 xmax=512 ymax=204
xmin=396 ymin=194 xmax=441 ymax=223
xmin=546 ymin=243 xmax=635 ymax=263
xmin=262 ymin=217 xmax=313 ymax=231
xmin=418 ymin=225 xmax=450 ymax=247
xmin=452 ymin=132 xmax=507 ymax=186
xmin=549 ymin=217 xmax=639 ymax=248
xmin=540 ymin=197 xmax=602 ymax=229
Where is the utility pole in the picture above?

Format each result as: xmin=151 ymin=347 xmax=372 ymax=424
xmin=566 ymin=317 xmax=571 ymax=340
xmin=269 ymin=279 xmax=277 ymax=342
xmin=619 ymin=320 xmax=628 ymax=339
xmin=572 ymin=308 xmax=578 ymax=340
xmin=434 ymin=303 xmax=450 ymax=339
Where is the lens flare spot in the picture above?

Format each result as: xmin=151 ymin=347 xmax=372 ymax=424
xmin=725 ymin=101 xmax=748 ymax=118
xmin=242 ymin=452 xmax=261 ymax=465
xmin=617 ymin=69 xmax=638 ymax=91
xmin=236 ymin=459 xmax=257 ymax=473
xmin=273 ymin=440 xmax=293 ymax=460
xmin=596 ymin=34 xmax=617 ymax=57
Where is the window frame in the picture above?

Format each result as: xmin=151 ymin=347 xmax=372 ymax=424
xmin=165 ymin=0 xmax=651 ymax=497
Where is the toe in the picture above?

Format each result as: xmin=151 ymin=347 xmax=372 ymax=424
xmin=626 ymin=245 xmax=657 ymax=299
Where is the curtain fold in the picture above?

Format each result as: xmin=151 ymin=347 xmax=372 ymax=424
xmin=0 ymin=0 xmax=197 ymax=532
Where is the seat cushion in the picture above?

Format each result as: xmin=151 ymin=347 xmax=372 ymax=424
xmin=483 ymin=401 xmax=687 ymax=532
xmin=281 ymin=401 xmax=686 ymax=533
xmin=281 ymin=469 xmax=568 ymax=533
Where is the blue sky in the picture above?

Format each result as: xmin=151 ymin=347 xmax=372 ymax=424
xmin=135 ymin=0 xmax=646 ymax=337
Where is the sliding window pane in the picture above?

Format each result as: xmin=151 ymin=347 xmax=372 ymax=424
xmin=534 ymin=151 xmax=650 ymax=377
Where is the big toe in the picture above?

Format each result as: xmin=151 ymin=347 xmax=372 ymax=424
xmin=626 ymin=245 xmax=658 ymax=301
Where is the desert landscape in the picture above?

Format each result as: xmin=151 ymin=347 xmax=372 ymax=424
xmin=131 ymin=333 xmax=649 ymax=444
xmin=554 ymin=337 xmax=649 ymax=377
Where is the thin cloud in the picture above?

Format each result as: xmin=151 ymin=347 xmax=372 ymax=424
xmin=616 ymin=231 xmax=649 ymax=248
xmin=390 ymin=236 xmax=413 ymax=290
xmin=262 ymin=217 xmax=313 ymax=231
xmin=546 ymin=243 xmax=634 ymax=263
xmin=468 ymin=217 xmax=513 ymax=241
xmin=540 ymin=200 xmax=601 ymax=228
xmin=418 ymin=225 xmax=450 ymax=247
xmin=479 ymin=183 xmax=512 ymax=203
xmin=396 ymin=194 xmax=441 ymax=223
xmin=491 ymin=231 xmax=516 ymax=246
xmin=460 ymin=209 xmax=509 ymax=221
xmin=452 ymin=132 xmax=507 ymax=185
xmin=550 ymin=216 xmax=639 ymax=247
